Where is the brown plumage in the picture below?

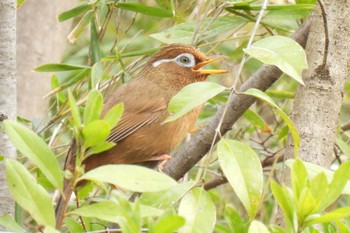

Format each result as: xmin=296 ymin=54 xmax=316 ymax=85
xmin=55 ymin=44 xmax=227 ymax=229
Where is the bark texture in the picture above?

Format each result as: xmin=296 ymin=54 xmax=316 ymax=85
xmin=275 ymin=1 xmax=350 ymax=227
xmin=0 ymin=0 xmax=16 ymax=220
xmin=284 ymin=1 xmax=350 ymax=166
xmin=17 ymin=0 xmax=72 ymax=119
xmin=163 ymin=20 xmax=311 ymax=180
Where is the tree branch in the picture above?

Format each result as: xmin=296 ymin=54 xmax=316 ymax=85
xmin=163 ymin=19 xmax=311 ymax=180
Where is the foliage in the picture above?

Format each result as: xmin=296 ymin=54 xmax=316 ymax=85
xmin=3 ymin=0 xmax=350 ymax=232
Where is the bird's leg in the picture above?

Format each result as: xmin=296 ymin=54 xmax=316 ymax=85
xmin=143 ymin=154 xmax=172 ymax=172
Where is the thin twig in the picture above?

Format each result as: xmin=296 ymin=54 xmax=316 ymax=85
xmin=317 ymin=0 xmax=329 ymax=67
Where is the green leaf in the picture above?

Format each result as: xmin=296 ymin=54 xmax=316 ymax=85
xmin=297 ymin=188 xmax=317 ymax=222
xmin=270 ymin=181 xmax=296 ymax=232
xmin=103 ymin=103 xmax=124 ymax=129
xmin=79 ymin=164 xmax=176 ymax=192
xmin=116 ymin=3 xmax=172 ymax=17
xmin=71 ymin=201 xmax=120 ymax=223
xmin=336 ymin=220 xmax=350 ymax=233
xmin=72 ymin=199 xmax=162 ymax=226
xmin=83 ymin=90 xmax=103 ymax=125
xmin=91 ymin=62 xmax=103 ymax=88
xmin=82 ymin=120 xmax=110 ymax=148
xmin=34 ymin=63 xmax=90 ymax=72
xmin=243 ymin=109 xmax=272 ymax=134
xmin=150 ymin=16 xmax=245 ymax=44
xmin=0 ymin=214 xmax=26 ymax=232
xmin=68 ymin=10 xmax=93 ymax=43
xmin=68 ymin=90 xmax=81 ymax=127
xmin=64 ymin=217 xmax=84 ymax=233
xmin=43 ymin=226 xmax=60 ymax=233
xmin=140 ymin=181 xmax=196 ymax=208
xmin=90 ymin=17 xmax=101 ymax=64
xmin=244 ymin=88 xmax=300 ymax=156
xmin=306 ymin=207 xmax=350 ymax=225
xmin=55 ymin=69 xmax=90 ymax=93
xmin=265 ymin=90 xmax=295 ymax=99
xmin=165 ymin=82 xmax=226 ymax=123
xmin=223 ymin=205 xmax=244 ymax=232
xmin=244 ymin=36 xmax=307 ymax=85
xmin=86 ymin=141 xmax=116 ymax=156
xmin=217 ymin=139 xmax=263 ymax=219
xmin=319 ymin=161 xmax=350 ymax=211
xmin=336 ymin=138 xmax=350 ymax=158
xmin=178 ymin=188 xmax=216 ymax=233
xmin=227 ymin=3 xmax=315 ymax=11
xmin=6 ymin=159 xmax=55 ymax=227
xmin=248 ymin=220 xmax=270 ymax=233
xmin=17 ymin=0 xmax=25 ymax=8
xmin=57 ymin=3 xmax=92 ymax=22
xmin=291 ymin=158 xmax=309 ymax=200
xmin=4 ymin=120 xmax=63 ymax=190
xmin=51 ymin=75 xmax=66 ymax=103
xmin=310 ymin=172 xmax=328 ymax=204
xmin=152 ymin=215 xmax=185 ymax=233
xmin=285 ymin=159 xmax=350 ymax=195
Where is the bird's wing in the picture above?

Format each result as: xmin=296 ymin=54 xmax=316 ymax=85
xmin=107 ymin=105 xmax=165 ymax=142
xmin=104 ymin=79 xmax=168 ymax=143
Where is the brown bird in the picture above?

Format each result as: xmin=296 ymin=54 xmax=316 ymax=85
xmin=56 ymin=43 xmax=227 ymax=229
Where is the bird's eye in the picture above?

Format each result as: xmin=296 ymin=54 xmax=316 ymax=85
xmin=179 ymin=55 xmax=190 ymax=64
xmin=176 ymin=53 xmax=195 ymax=67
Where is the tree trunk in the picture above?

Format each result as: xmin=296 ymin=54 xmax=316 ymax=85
xmin=17 ymin=0 xmax=72 ymax=120
xmin=276 ymin=0 xmax=350 ymax=227
xmin=0 ymin=0 xmax=17 ymax=221
xmin=284 ymin=1 xmax=350 ymax=171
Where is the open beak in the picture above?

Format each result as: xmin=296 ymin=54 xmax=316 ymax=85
xmin=192 ymin=57 xmax=228 ymax=75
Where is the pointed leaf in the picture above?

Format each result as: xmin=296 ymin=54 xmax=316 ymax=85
xmin=244 ymin=36 xmax=307 ymax=85
xmin=244 ymin=88 xmax=300 ymax=156
xmin=285 ymin=159 xmax=350 ymax=195
xmin=86 ymin=141 xmax=116 ymax=156
xmin=217 ymin=139 xmax=263 ymax=219
xmin=90 ymin=18 xmax=101 ymax=64
xmin=57 ymin=3 xmax=92 ymax=22
xmin=83 ymin=90 xmax=103 ymax=125
xmin=6 ymin=160 xmax=55 ymax=227
xmin=116 ymin=3 xmax=172 ymax=17
xmin=150 ymin=16 xmax=245 ymax=44
xmin=79 ymin=165 xmax=176 ymax=192
xmin=82 ymin=120 xmax=110 ymax=148
xmin=71 ymin=201 xmax=120 ymax=223
xmin=91 ymin=62 xmax=103 ymax=88
xmin=140 ymin=181 xmax=196 ymax=208
xmin=248 ymin=220 xmax=270 ymax=233
xmin=270 ymin=181 xmax=296 ymax=232
xmin=103 ymin=103 xmax=124 ymax=129
xmin=68 ymin=90 xmax=81 ymax=127
xmin=67 ymin=10 xmax=93 ymax=43
xmin=178 ymin=188 xmax=216 ymax=233
xmin=319 ymin=161 xmax=350 ymax=211
xmin=291 ymin=158 xmax=309 ymax=200
xmin=165 ymin=82 xmax=226 ymax=123
xmin=152 ymin=215 xmax=185 ymax=233
xmin=0 ymin=214 xmax=26 ymax=232
xmin=4 ymin=120 xmax=63 ymax=190
xmin=243 ymin=109 xmax=272 ymax=133
xmin=306 ymin=207 xmax=350 ymax=225
xmin=34 ymin=63 xmax=90 ymax=72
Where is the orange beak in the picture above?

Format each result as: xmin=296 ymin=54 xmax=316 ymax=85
xmin=192 ymin=57 xmax=228 ymax=75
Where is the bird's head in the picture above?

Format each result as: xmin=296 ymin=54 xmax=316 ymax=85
xmin=140 ymin=44 xmax=227 ymax=90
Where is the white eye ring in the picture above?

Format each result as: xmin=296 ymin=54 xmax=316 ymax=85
xmin=175 ymin=53 xmax=195 ymax=68
xmin=152 ymin=53 xmax=196 ymax=68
